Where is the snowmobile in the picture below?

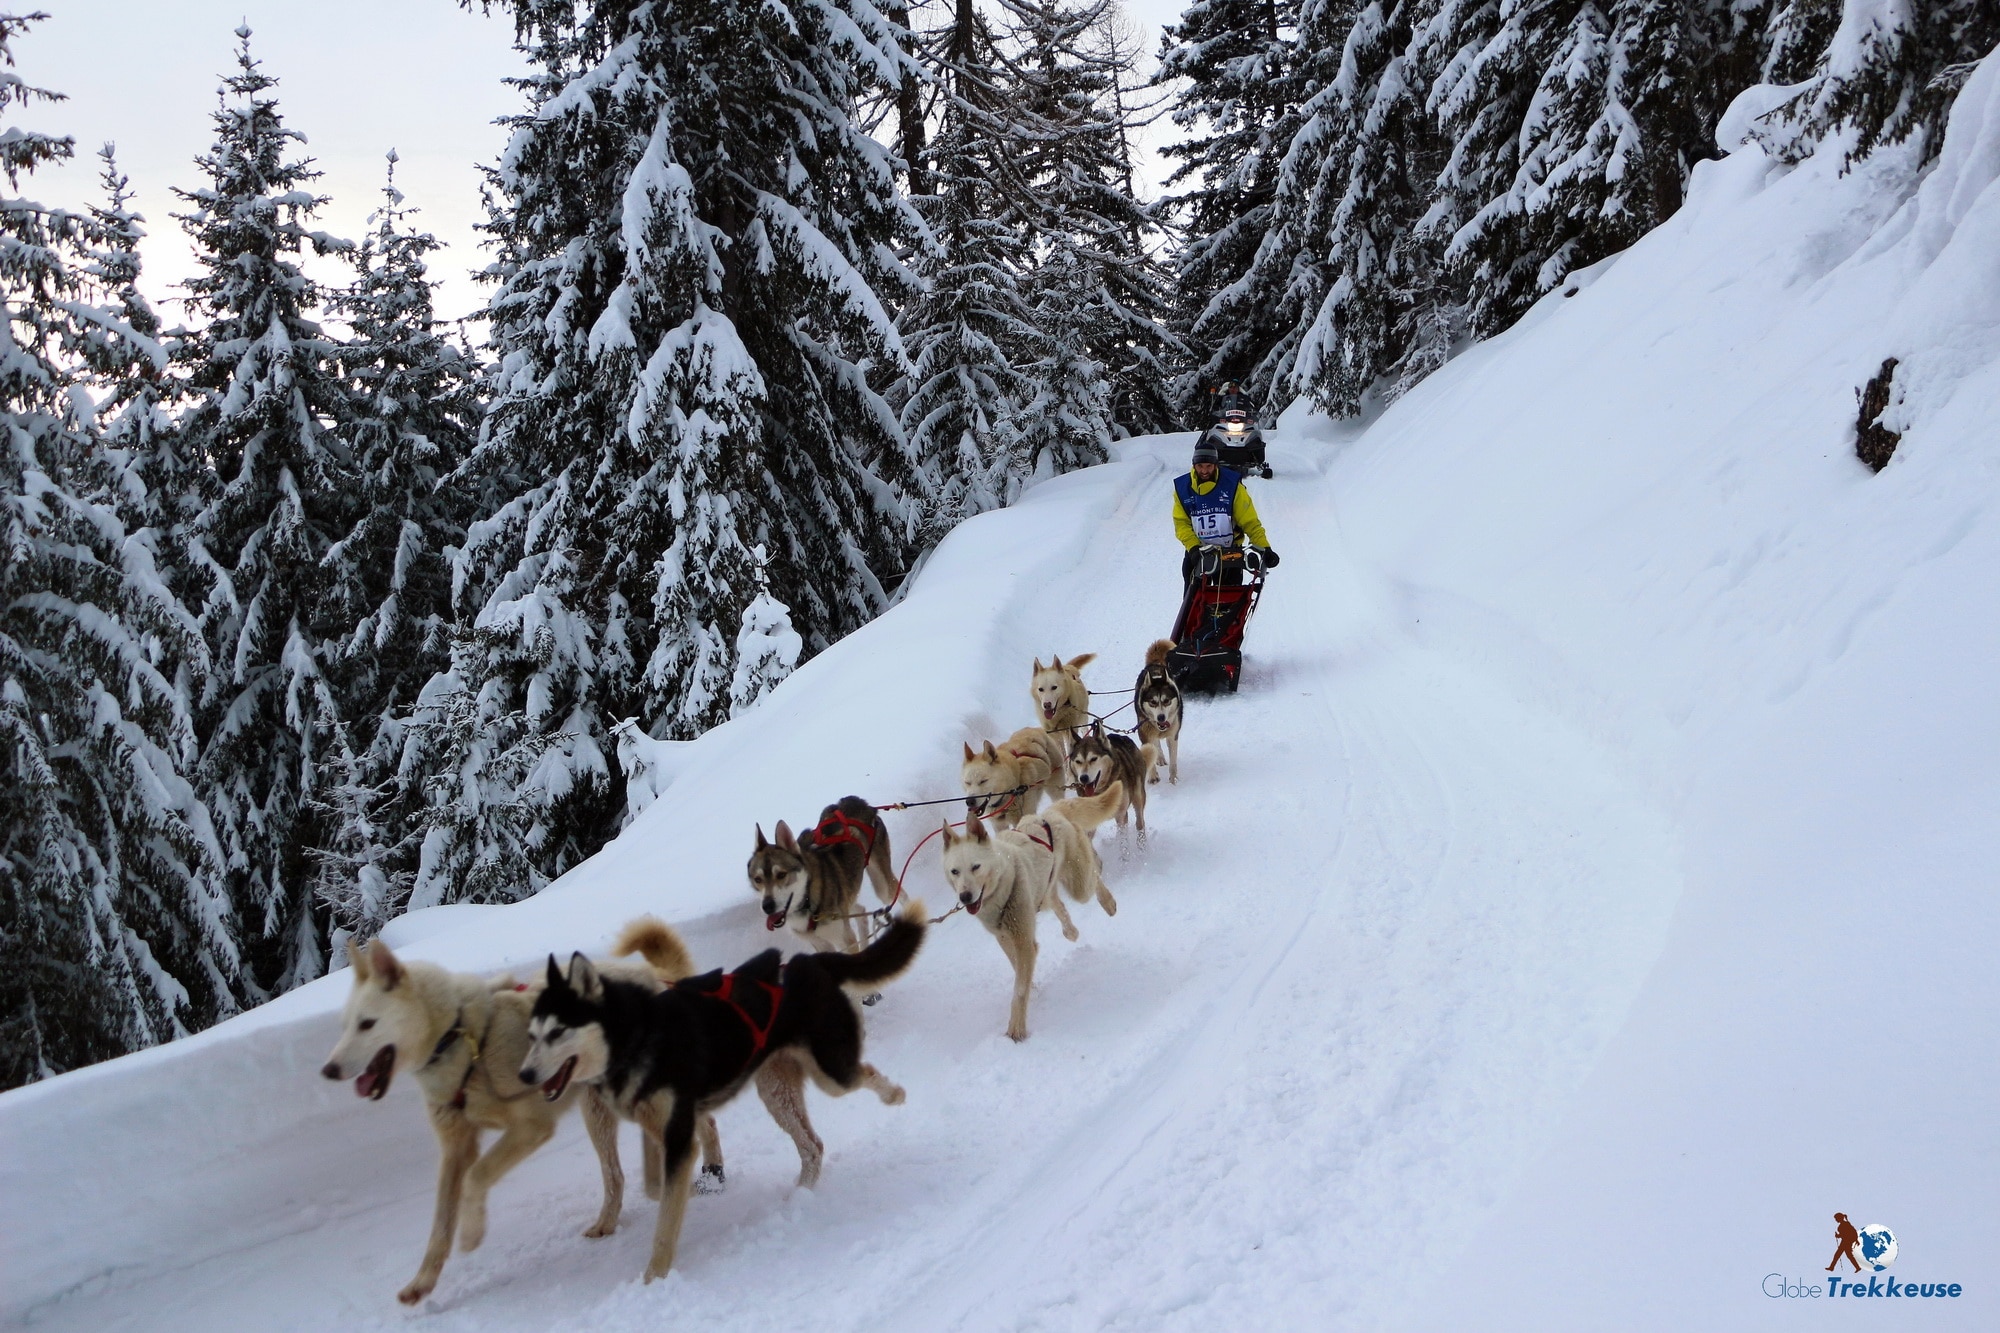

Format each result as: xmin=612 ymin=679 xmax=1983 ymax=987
xmin=1166 ymin=545 xmax=1269 ymax=694
xmin=1201 ymin=410 xmax=1271 ymax=478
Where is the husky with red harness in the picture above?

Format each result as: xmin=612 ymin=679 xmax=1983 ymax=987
xmin=940 ymin=784 xmax=1125 ymax=1041
xmin=960 ymin=727 xmax=1067 ymax=830
xmin=519 ymin=901 xmax=927 ymax=1285
xmin=747 ymin=796 xmax=898 ymax=953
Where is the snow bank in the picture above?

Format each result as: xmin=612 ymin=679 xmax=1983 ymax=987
xmin=1352 ymin=52 xmax=2000 ymax=1332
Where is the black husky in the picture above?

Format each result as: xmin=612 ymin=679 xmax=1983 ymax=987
xmin=519 ymin=903 xmax=926 ymax=1283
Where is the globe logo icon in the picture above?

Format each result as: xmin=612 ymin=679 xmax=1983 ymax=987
xmin=1858 ymin=1224 xmax=1898 ymax=1271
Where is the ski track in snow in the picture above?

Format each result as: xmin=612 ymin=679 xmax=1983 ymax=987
xmin=9 ymin=436 xmax=1680 ymax=1333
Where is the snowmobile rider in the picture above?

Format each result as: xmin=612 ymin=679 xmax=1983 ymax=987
xmin=1173 ymin=441 xmax=1278 ymax=585
xmin=1209 ymin=380 xmax=1252 ymax=418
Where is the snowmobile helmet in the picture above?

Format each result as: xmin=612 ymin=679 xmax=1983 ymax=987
xmin=1191 ymin=442 xmax=1220 ymax=466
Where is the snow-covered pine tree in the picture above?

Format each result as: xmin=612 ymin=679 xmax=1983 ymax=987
xmin=173 ymin=28 xmax=356 ymax=993
xmin=899 ymin=0 xmax=1040 ymax=524
xmin=1257 ymin=0 xmax=1448 ymax=417
xmin=1759 ymin=0 xmax=1842 ymax=85
xmin=0 ymin=16 xmax=239 ymax=1088
xmin=312 ymin=155 xmax=481 ymax=940
xmin=1156 ymin=0 xmax=1308 ymax=420
xmin=1760 ymin=0 xmax=2000 ymax=164
xmin=728 ymin=546 xmax=803 ymax=716
xmin=1004 ymin=0 xmax=1179 ymax=446
xmin=412 ymin=0 xmax=922 ymax=900
xmin=81 ymin=147 xmax=188 ymax=546
xmin=1435 ymin=0 xmax=1730 ymax=338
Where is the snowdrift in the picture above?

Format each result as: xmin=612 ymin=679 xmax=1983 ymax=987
xmin=6 ymin=52 xmax=2000 ymax=1333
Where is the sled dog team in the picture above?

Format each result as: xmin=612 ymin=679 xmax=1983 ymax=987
xmin=322 ymin=641 xmax=1187 ymax=1303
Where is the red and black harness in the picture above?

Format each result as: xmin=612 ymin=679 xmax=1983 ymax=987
xmin=810 ymin=807 xmax=880 ymax=861
xmin=680 ymin=963 xmax=787 ymax=1068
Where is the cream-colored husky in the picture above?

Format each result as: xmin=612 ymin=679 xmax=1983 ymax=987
xmin=940 ymin=783 xmax=1123 ymax=1041
xmin=319 ymin=924 xmax=720 ymax=1305
xmin=960 ymin=727 xmax=1066 ymax=828
xmin=1030 ymin=652 xmax=1097 ymax=746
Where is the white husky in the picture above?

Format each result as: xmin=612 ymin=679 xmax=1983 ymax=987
xmin=939 ymin=783 xmax=1123 ymax=1041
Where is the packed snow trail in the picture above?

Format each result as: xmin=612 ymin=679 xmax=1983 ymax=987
xmin=5 ymin=433 xmax=1680 ymax=1332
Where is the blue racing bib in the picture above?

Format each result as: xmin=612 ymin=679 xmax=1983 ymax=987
xmin=1175 ymin=469 xmax=1242 ymax=546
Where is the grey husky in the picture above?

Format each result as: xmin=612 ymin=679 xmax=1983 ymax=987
xmin=1066 ymin=721 xmax=1158 ymax=845
xmin=1134 ymin=638 xmax=1184 ymax=784
xmin=748 ymin=796 xmax=898 ymax=952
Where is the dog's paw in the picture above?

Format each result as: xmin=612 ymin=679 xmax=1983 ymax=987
xmin=693 ymin=1164 xmax=726 ymax=1196
xmin=1060 ymin=921 xmax=1079 ymax=942
xmin=582 ymin=1218 xmax=617 ymax=1239
xmin=861 ymin=990 xmax=882 ymax=1007
xmin=397 ymin=1279 xmax=435 ymax=1306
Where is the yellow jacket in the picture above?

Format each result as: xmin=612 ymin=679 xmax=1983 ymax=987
xmin=1172 ymin=472 xmax=1270 ymax=551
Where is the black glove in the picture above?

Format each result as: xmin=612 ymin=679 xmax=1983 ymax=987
xmin=1256 ymin=547 xmax=1279 ymax=569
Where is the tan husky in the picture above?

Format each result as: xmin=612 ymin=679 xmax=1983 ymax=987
xmin=1031 ymin=652 xmax=1097 ymax=747
xmin=939 ymin=783 xmax=1123 ymax=1041
xmin=320 ymin=924 xmax=721 ymax=1305
xmin=960 ymin=727 xmax=1066 ymax=828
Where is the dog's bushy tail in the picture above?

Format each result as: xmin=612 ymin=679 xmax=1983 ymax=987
xmin=613 ymin=915 xmax=695 ymax=982
xmin=809 ymin=899 xmax=926 ymax=990
xmin=1047 ymin=780 xmax=1125 ymax=840
xmin=1145 ymin=638 xmax=1175 ymax=666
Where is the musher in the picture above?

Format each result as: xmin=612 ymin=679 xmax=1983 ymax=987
xmin=1173 ymin=441 xmax=1278 ymax=586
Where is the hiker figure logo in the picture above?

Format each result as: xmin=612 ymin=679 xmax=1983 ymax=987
xmin=1828 ymin=1212 xmax=1898 ymax=1273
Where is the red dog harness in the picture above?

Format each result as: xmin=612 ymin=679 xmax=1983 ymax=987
xmin=698 ymin=969 xmax=784 ymax=1061
xmin=811 ymin=808 xmax=879 ymax=860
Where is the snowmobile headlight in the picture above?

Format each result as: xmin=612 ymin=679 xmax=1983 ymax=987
xmin=1224 ymin=422 xmax=1246 ymax=434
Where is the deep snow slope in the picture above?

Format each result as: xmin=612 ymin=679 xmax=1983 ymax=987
xmin=1351 ymin=59 xmax=2000 ymax=1329
xmin=6 ymin=55 xmax=2000 ymax=1333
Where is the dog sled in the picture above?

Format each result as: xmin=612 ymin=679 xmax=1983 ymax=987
xmin=1166 ymin=546 xmax=1268 ymax=694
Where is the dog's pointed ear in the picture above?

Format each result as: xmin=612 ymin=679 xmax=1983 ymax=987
xmin=962 ymin=741 xmax=976 ymax=763
xmin=774 ymin=819 xmax=796 ymax=851
xmin=546 ymin=954 xmax=567 ymax=991
xmin=982 ymin=740 xmax=999 ymax=761
xmin=346 ymin=937 xmax=370 ymax=980
xmin=964 ymin=809 xmax=984 ymax=839
xmin=565 ymin=951 xmax=602 ymax=1002
xmin=1031 ymin=656 xmax=1044 ymax=674
xmin=941 ymin=819 xmax=957 ymax=847
xmin=754 ymin=823 xmax=768 ymax=849
xmin=366 ymin=938 xmax=404 ymax=990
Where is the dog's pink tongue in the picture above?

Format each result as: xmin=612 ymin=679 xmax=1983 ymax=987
xmin=355 ymin=1069 xmax=380 ymax=1099
xmin=765 ymin=910 xmax=787 ymax=930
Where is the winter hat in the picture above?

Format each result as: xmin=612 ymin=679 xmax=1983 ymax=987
xmin=1191 ymin=442 xmax=1220 ymax=465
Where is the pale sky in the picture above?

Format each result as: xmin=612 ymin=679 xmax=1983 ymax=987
xmin=17 ymin=0 xmax=1188 ymax=326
